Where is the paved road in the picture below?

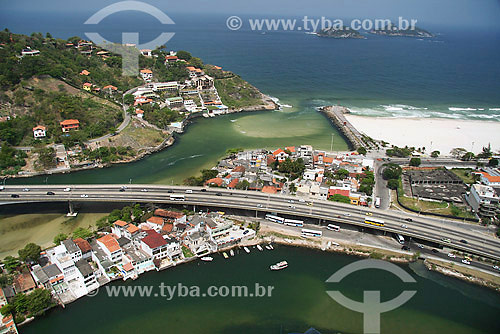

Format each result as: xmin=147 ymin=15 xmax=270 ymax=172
xmin=1 ymin=184 xmax=499 ymax=261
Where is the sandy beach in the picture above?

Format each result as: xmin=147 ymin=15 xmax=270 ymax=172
xmin=345 ymin=115 xmax=500 ymax=154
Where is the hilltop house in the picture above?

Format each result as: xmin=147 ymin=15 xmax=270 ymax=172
xmin=140 ymin=69 xmax=153 ymax=81
xmin=60 ymin=119 xmax=79 ymax=132
xmin=21 ymin=47 xmax=40 ymax=57
xmin=32 ymin=125 xmax=46 ymax=138
xmin=83 ymin=82 xmax=92 ymax=91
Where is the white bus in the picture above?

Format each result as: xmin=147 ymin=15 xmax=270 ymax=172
xmin=284 ymin=219 xmax=304 ymax=227
xmin=374 ymin=197 xmax=381 ymax=208
xmin=327 ymin=224 xmax=340 ymax=232
xmin=170 ymin=194 xmax=185 ymax=201
xmin=265 ymin=214 xmax=285 ymax=224
xmin=301 ymin=228 xmax=322 ymax=237
xmin=396 ymin=234 xmax=405 ymax=244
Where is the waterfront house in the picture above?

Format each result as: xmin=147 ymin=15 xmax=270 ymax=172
xmin=146 ymin=216 xmax=165 ymax=233
xmin=262 ymin=185 xmax=278 ymax=194
xmin=140 ymin=230 xmax=169 ymax=260
xmin=31 ymin=264 xmax=64 ymax=290
xmin=60 ymin=119 xmax=80 ymax=132
xmin=62 ymin=239 xmax=83 ymax=262
xmin=96 ymin=234 xmax=122 ymax=263
xmin=154 ymin=209 xmax=187 ymax=224
xmin=13 ymin=273 xmax=36 ymax=294
xmin=272 ymin=148 xmax=289 ymax=162
xmin=73 ymin=238 xmax=92 ymax=260
xmin=205 ymin=177 xmax=224 ymax=187
xmin=111 ymin=220 xmax=129 ymax=238
xmin=75 ymin=260 xmax=99 ymax=293
xmin=32 ymin=125 xmax=46 ymax=138
xmin=121 ymin=243 xmax=155 ymax=278
xmin=0 ymin=314 xmax=17 ymax=334
xmin=166 ymin=96 xmax=184 ymax=107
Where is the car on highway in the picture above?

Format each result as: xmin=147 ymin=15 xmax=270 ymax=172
xmin=257 ymin=204 xmax=263 ymax=208
xmin=431 ymin=249 xmax=439 ymax=253
xmin=493 ymin=265 xmax=500 ymax=271
xmin=405 ymin=218 xmax=413 ymax=222
xmin=81 ymin=194 xmax=88 ymax=198
xmin=167 ymin=190 xmax=174 ymax=193
xmin=185 ymin=189 xmax=193 ymax=194
xmin=288 ymin=200 xmax=294 ymax=203
xmin=401 ymin=245 xmax=410 ymax=251
xmin=441 ymin=237 xmax=451 ymax=243
xmin=306 ymin=202 xmax=313 ymax=206
xmin=366 ymin=212 xmax=373 ymax=216
xmin=447 ymin=253 xmax=456 ymax=258
xmin=141 ymin=189 xmax=148 ymax=192
xmin=459 ymin=239 xmax=468 ymax=244
xmin=11 ymin=194 xmax=20 ymax=198
xmin=462 ymin=259 xmax=471 ymax=265
xmin=343 ymin=213 xmax=351 ymax=216
xmin=0 ymin=186 xmax=4 ymax=191
xmin=119 ymin=188 xmax=126 ymax=192
xmin=46 ymin=191 xmax=55 ymax=195
xmin=288 ymin=205 xmax=296 ymax=209
xmin=22 ymin=188 xmax=30 ymax=192
xmin=298 ymin=199 xmax=305 ymax=203
xmin=200 ymin=189 xmax=207 ymax=192
xmin=63 ymin=187 xmax=71 ymax=192
xmin=243 ymin=230 xmax=249 ymax=235
xmin=216 ymin=192 xmax=222 ymax=196
xmin=400 ymin=224 xmax=408 ymax=229
xmin=417 ymin=244 xmax=424 ymax=249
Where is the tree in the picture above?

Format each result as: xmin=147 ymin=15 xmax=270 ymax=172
xmin=335 ymin=168 xmax=349 ymax=180
xmin=409 ymin=157 xmax=421 ymax=167
xmin=431 ymin=150 xmax=440 ymax=158
xmin=2 ymin=256 xmax=20 ymax=272
xmin=450 ymin=147 xmax=467 ymax=159
xmin=488 ymin=158 xmax=499 ymax=167
xmin=477 ymin=144 xmax=492 ymax=159
xmin=123 ymin=94 xmax=134 ymax=105
xmin=27 ymin=288 xmax=53 ymax=316
xmin=461 ymin=152 xmax=475 ymax=161
xmin=387 ymin=179 xmax=399 ymax=190
xmin=53 ymin=233 xmax=68 ymax=246
xmin=235 ymin=180 xmax=250 ymax=190
xmin=289 ymin=183 xmax=297 ymax=193
xmin=0 ymin=303 xmax=14 ymax=316
xmin=72 ymin=227 xmax=93 ymax=240
xmin=382 ymin=164 xmax=402 ymax=180
xmin=357 ymin=147 xmax=367 ymax=155
xmin=176 ymin=50 xmax=192 ymax=61
xmin=18 ymin=243 xmax=41 ymax=263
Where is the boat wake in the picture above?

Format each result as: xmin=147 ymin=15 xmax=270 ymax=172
xmin=167 ymin=154 xmax=204 ymax=166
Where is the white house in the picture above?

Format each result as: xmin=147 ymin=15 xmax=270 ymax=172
xmin=140 ymin=230 xmax=169 ymax=260
xmin=140 ymin=69 xmax=153 ymax=81
xmin=62 ymin=239 xmax=82 ymax=262
xmin=32 ymin=125 xmax=46 ymax=138
xmin=96 ymin=234 xmax=123 ymax=263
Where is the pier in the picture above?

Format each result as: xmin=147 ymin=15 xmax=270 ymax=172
xmin=319 ymin=105 xmax=377 ymax=150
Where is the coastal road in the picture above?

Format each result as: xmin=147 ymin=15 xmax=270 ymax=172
xmin=1 ymin=184 xmax=500 ymax=261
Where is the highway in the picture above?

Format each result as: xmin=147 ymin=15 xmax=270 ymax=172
xmin=1 ymin=184 xmax=500 ymax=261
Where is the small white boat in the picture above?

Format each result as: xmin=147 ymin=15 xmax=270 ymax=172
xmin=268 ymin=244 xmax=274 ymax=250
xmin=284 ymin=238 xmax=293 ymax=243
xmin=270 ymin=261 xmax=288 ymax=271
xmin=244 ymin=247 xmax=250 ymax=253
xmin=201 ymin=256 xmax=213 ymax=262
xmin=223 ymin=252 xmax=228 ymax=259
xmin=230 ymin=249 xmax=235 ymax=256
xmin=257 ymin=245 xmax=263 ymax=251
xmin=265 ymin=245 xmax=272 ymax=250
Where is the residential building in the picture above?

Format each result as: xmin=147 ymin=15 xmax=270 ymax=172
xmin=140 ymin=69 xmax=153 ymax=81
xmin=154 ymin=209 xmax=187 ymax=224
xmin=73 ymin=238 xmax=92 ymax=260
xmin=96 ymin=234 xmax=122 ymax=263
xmin=62 ymin=239 xmax=82 ymax=262
xmin=140 ymin=230 xmax=169 ymax=260
xmin=60 ymin=119 xmax=80 ymax=132
xmin=466 ymin=183 xmax=500 ymax=219
xmin=32 ymin=125 xmax=46 ymax=138
xmin=31 ymin=264 xmax=64 ymax=289
xmin=75 ymin=260 xmax=98 ymax=292
xmin=13 ymin=273 xmax=36 ymax=294
xmin=21 ymin=47 xmax=40 ymax=56
xmin=82 ymin=82 xmax=92 ymax=91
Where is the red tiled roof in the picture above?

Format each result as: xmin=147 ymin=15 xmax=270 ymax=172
xmin=232 ymin=166 xmax=245 ymax=173
xmin=97 ymin=234 xmax=120 ymax=253
xmin=227 ymin=178 xmax=239 ymax=189
xmin=272 ymin=148 xmax=285 ymax=156
xmin=147 ymin=216 xmax=164 ymax=225
xmin=60 ymin=119 xmax=79 ymax=126
xmin=478 ymin=171 xmax=500 ymax=182
xmin=80 ymin=70 xmax=90 ymax=75
xmin=285 ymin=146 xmax=296 ymax=153
xmin=165 ymin=55 xmax=178 ymax=60
xmin=141 ymin=230 xmax=167 ymax=249
xmin=140 ymin=69 xmax=152 ymax=73
xmin=33 ymin=125 xmax=46 ymax=131
xmin=154 ymin=209 xmax=185 ymax=219
xmin=113 ymin=220 xmax=128 ymax=227
xmin=123 ymin=262 xmax=134 ymax=271
xmin=13 ymin=273 xmax=36 ymax=293
xmin=83 ymin=82 xmax=92 ymax=87
xmin=162 ymin=223 xmax=173 ymax=233
xmin=262 ymin=186 xmax=278 ymax=194
xmin=127 ymin=224 xmax=140 ymax=234
xmin=73 ymin=237 xmax=92 ymax=253
xmin=205 ymin=177 xmax=224 ymax=187
xmin=328 ymin=188 xmax=350 ymax=197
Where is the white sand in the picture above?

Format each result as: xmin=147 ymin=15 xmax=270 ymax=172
xmin=345 ymin=115 xmax=500 ymax=155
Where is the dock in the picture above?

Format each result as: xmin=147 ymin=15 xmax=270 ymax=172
xmin=318 ymin=105 xmax=377 ymax=150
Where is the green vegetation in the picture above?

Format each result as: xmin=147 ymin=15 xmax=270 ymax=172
xmin=17 ymin=243 xmax=41 ymax=263
xmin=96 ymin=204 xmax=145 ymax=229
xmin=451 ymin=168 xmax=478 ymax=185
xmin=184 ymin=169 xmax=219 ymax=186
xmin=53 ymin=233 xmax=68 ymax=246
xmin=235 ymin=180 xmax=250 ymax=190
xmin=382 ymin=163 xmax=402 ymax=180
xmin=387 ymin=179 xmax=399 ymax=190
xmin=431 ymin=150 xmax=440 ymax=158
xmin=33 ymin=147 xmax=56 ymax=171
xmin=214 ymin=74 xmax=263 ymax=108
xmin=225 ymin=147 xmax=244 ymax=156
xmin=0 ymin=288 xmax=54 ymax=323
xmin=357 ymin=147 xmax=367 ymax=155
xmin=0 ymin=144 xmax=27 ymax=175
xmin=80 ymin=146 xmax=135 ymax=164
xmin=71 ymin=227 xmax=93 ymax=240
xmin=386 ymin=146 xmax=414 ymax=158
xmin=409 ymin=157 xmax=421 ymax=167
xmin=182 ymin=245 xmax=194 ymax=258
xmin=273 ymin=158 xmax=306 ymax=180
xmin=359 ymin=171 xmax=375 ymax=196
xmin=141 ymin=103 xmax=182 ymax=129
xmin=2 ymin=256 xmax=20 ymax=272
xmin=328 ymin=194 xmax=351 ymax=204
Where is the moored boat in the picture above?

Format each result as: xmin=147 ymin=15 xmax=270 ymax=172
xmin=201 ymin=256 xmax=213 ymax=262
xmin=244 ymin=247 xmax=250 ymax=253
xmin=223 ymin=252 xmax=229 ymax=259
xmin=257 ymin=245 xmax=263 ymax=251
xmin=230 ymin=249 xmax=235 ymax=256
xmin=270 ymin=261 xmax=288 ymax=271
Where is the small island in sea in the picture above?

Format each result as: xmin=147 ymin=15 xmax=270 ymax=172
xmin=369 ymin=23 xmax=434 ymax=38
xmin=315 ymin=26 xmax=366 ymax=39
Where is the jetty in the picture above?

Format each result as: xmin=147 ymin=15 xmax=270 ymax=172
xmin=318 ymin=105 xmax=377 ymax=150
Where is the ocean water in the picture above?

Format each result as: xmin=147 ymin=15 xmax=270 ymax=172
xmin=1 ymin=11 xmax=499 ymax=121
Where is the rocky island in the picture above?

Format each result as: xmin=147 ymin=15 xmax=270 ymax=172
xmin=369 ymin=24 xmax=434 ymax=38
xmin=315 ymin=26 xmax=366 ymax=39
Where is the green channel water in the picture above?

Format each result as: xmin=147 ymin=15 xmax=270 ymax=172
xmin=22 ymin=246 xmax=500 ymax=334
xmin=9 ymin=102 xmax=347 ymax=186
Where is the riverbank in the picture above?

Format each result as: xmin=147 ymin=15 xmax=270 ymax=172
xmin=345 ymin=114 xmax=500 ymax=154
